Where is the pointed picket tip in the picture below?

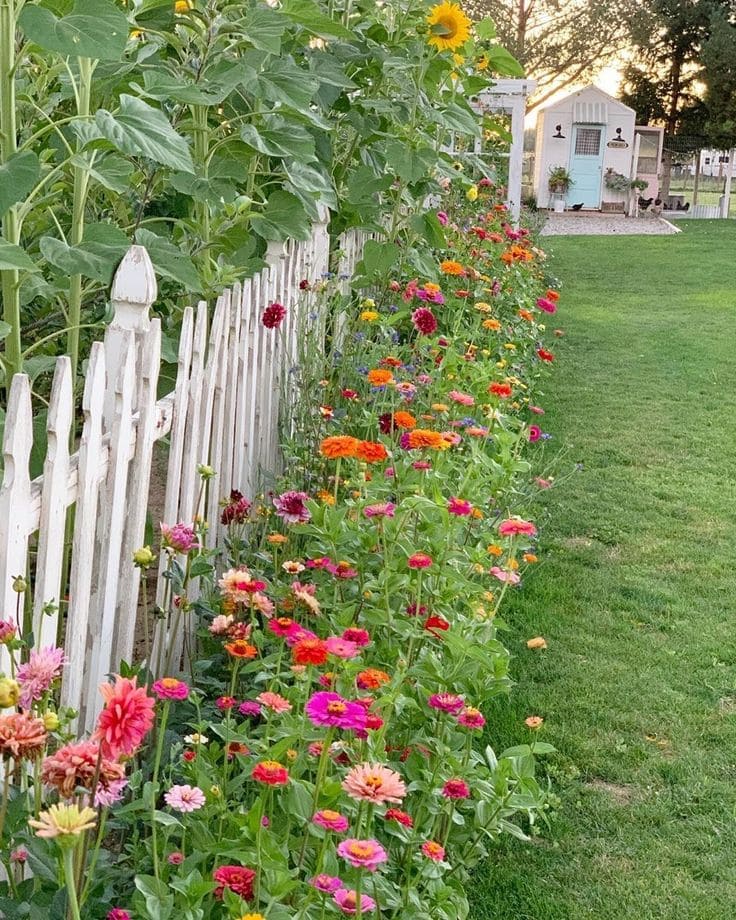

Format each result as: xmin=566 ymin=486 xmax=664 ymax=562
xmin=110 ymin=245 xmax=158 ymax=329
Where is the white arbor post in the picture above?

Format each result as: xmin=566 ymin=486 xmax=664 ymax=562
xmin=474 ymin=79 xmax=537 ymax=223
xmin=720 ymin=148 xmax=735 ymax=218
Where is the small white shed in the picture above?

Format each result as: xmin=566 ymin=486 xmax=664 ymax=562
xmin=533 ymin=85 xmax=636 ymax=210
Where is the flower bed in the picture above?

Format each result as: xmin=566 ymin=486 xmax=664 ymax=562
xmin=0 ymin=182 xmax=562 ymax=919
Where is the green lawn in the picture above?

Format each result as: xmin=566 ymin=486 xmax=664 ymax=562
xmin=470 ymin=221 xmax=736 ymax=920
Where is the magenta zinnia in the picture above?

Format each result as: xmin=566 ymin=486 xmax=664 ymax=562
xmin=337 ymin=838 xmax=388 ymax=871
xmin=305 ymin=692 xmax=367 ymax=731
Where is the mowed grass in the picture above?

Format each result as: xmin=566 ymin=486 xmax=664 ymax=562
xmin=470 ymin=221 xmax=736 ymax=920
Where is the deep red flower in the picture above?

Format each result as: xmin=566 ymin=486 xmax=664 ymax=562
xmin=385 ymin=808 xmax=413 ymax=827
xmin=262 ymin=302 xmax=286 ymax=329
xmin=537 ymin=348 xmax=554 ymax=362
xmin=411 ymin=307 xmax=438 ymax=335
xmin=213 ymin=865 xmax=256 ymax=900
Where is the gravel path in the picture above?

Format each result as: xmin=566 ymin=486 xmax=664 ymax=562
xmin=540 ymin=214 xmax=679 ymax=236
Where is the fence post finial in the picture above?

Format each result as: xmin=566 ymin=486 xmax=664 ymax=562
xmin=110 ymin=245 xmax=157 ymax=330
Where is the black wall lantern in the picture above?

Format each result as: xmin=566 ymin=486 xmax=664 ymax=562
xmin=552 ymin=124 xmax=565 ymax=139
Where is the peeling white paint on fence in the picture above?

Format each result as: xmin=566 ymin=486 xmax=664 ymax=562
xmin=0 ymin=213 xmax=367 ymax=730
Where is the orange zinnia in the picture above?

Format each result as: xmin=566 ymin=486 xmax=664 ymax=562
xmin=517 ymin=309 xmax=534 ymax=321
xmin=320 ymin=435 xmax=360 ymax=459
xmin=440 ymin=259 xmax=465 ymax=276
xmin=367 ymin=369 xmax=394 ymax=386
xmin=393 ymin=411 xmax=416 ymax=429
xmin=482 ymin=318 xmax=501 ymax=331
xmin=407 ymin=429 xmax=445 ymax=449
xmin=356 ymin=440 xmax=388 ymax=463
xmin=224 ymin=640 xmax=257 ymax=659
xmin=545 ymin=289 xmax=560 ymax=302
xmin=380 ymin=356 xmax=403 ymax=368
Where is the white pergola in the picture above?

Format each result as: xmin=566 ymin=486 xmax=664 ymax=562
xmin=472 ymin=79 xmax=536 ymax=222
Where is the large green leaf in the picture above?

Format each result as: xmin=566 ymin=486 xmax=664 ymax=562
xmin=241 ymin=5 xmax=288 ymax=53
xmin=280 ymin=0 xmax=353 ymax=39
xmin=251 ymin=191 xmax=311 ymax=241
xmin=0 ymin=152 xmax=39 ymax=217
xmin=95 ymin=95 xmax=194 ymax=173
xmin=359 ymin=240 xmax=401 ymax=279
xmin=240 ymin=120 xmax=316 ymax=162
xmin=0 ymin=239 xmax=38 ymax=272
xmin=135 ymin=229 xmax=201 ymax=292
xmin=70 ymin=152 xmax=134 ymax=193
xmin=485 ymin=44 xmax=524 ymax=76
xmin=284 ymin=161 xmax=337 ymax=210
xmin=168 ymin=172 xmax=237 ymax=205
xmin=19 ymin=0 xmax=128 ymax=61
xmin=39 ymin=236 xmax=114 ymax=284
xmin=258 ymin=62 xmax=321 ymax=113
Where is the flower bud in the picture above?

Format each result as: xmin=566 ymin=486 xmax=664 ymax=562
xmin=133 ymin=546 xmax=156 ymax=568
xmin=12 ymin=576 xmax=27 ymax=594
xmin=43 ymin=710 xmax=60 ymax=731
xmin=0 ymin=678 xmax=19 ymax=708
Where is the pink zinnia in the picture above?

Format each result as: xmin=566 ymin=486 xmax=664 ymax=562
xmin=436 ymin=211 xmax=448 ymax=225
xmin=342 ymin=762 xmax=406 ymax=805
xmin=498 ymin=518 xmax=537 ymax=537
xmin=273 ymin=490 xmax=311 ymax=524
xmin=490 ymin=566 xmax=520 ymax=584
xmin=256 ymin=691 xmax=292 ymax=714
xmin=536 ymin=477 xmax=552 ymax=489
xmin=337 ymin=838 xmax=388 ymax=871
xmin=17 ymin=646 xmax=66 ymax=708
xmin=164 ymin=784 xmax=206 ymax=813
xmin=457 ymin=706 xmax=486 ymax=729
xmin=364 ymin=502 xmax=396 ymax=518
xmin=447 ymin=497 xmax=472 ymax=516
xmin=151 ymin=677 xmax=189 ymax=701
xmin=325 ymin=637 xmax=360 ymax=659
xmin=536 ymin=296 xmax=557 ymax=314
xmin=411 ymin=307 xmax=438 ymax=335
xmin=313 ymin=809 xmax=350 ymax=833
xmin=529 ymin=405 xmax=545 ymax=415
xmin=305 ymin=692 xmax=367 ymax=731
xmin=95 ymin=676 xmax=155 ymax=759
xmin=448 ymin=389 xmax=474 ymax=406
xmin=442 ymin=778 xmax=471 ymax=799
xmin=334 ymin=888 xmax=377 ymax=914
xmin=160 ymin=522 xmax=198 ymax=553
xmin=262 ymin=302 xmax=286 ymax=329
xmin=107 ymin=910 xmax=131 ymax=920
xmin=312 ymin=874 xmax=343 ymax=893
xmin=407 ymin=552 xmax=432 ymax=569
xmin=428 ymin=692 xmax=464 ymax=714
xmin=421 ymin=840 xmax=446 ymax=862
xmin=528 ymin=424 xmax=541 ymax=442
xmin=342 ymin=627 xmax=370 ymax=647
xmin=212 ymin=865 xmax=256 ymax=900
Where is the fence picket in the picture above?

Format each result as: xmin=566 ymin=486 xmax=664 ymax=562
xmin=206 ymin=290 xmax=231 ymax=549
xmin=33 ymin=357 xmax=73 ymax=649
xmin=62 ymin=344 xmax=106 ymax=721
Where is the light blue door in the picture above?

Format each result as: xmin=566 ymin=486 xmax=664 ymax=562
xmin=568 ymin=125 xmax=605 ymax=208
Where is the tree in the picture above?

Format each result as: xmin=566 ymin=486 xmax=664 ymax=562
xmin=466 ymin=0 xmax=647 ymax=109
xmin=701 ymin=6 xmax=736 ymax=147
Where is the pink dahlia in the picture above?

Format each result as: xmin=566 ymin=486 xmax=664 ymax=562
xmin=442 ymin=778 xmax=471 ymax=799
xmin=151 ymin=677 xmax=189 ymax=701
xmin=411 ymin=307 xmax=438 ymax=335
xmin=262 ymin=302 xmax=286 ymax=329
xmin=313 ymin=809 xmax=349 ymax=833
xmin=457 ymin=706 xmax=486 ymax=730
xmin=0 ymin=621 xmax=17 ymax=644
xmin=256 ymin=691 xmax=292 ymax=714
xmin=498 ymin=518 xmax=537 ymax=537
xmin=312 ymin=874 xmax=343 ymax=893
xmin=428 ymin=692 xmax=464 ymax=714
xmin=17 ymin=646 xmax=66 ymax=708
xmin=95 ymin=676 xmax=155 ymax=759
xmin=337 ymin=838 xmax=388 ymax=871
xmin=342 ymin=762 xmax=406 ymax=805
xmin=421 ymin=840 xmax=446 ymax=862
xmin=160 ymin=522 xmax=198 ymax=553
xmin=164 ymin=784 xmax=206 ymax=813
xmin=273 ymin=490 xmax=311 ymax=524
xmin=41 ymin=740 xmax=125 ymax=799
xmin=334 ymin=888 xmax=377 ymax=914
xmin=447 ymin=497 xmax=472 ymax=516
xmin=305 ymin=692 xmax=367 ymax=731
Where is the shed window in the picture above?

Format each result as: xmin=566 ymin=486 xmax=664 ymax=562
xmin=574 ymin=128 xmax=602 ymax=156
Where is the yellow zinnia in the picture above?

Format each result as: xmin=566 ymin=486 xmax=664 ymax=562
xmin=427 ymin=1 xmax=472 ymax=52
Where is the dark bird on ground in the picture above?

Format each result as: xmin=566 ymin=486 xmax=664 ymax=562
xmin=638 ymin=196 xmax=654 ymax=210
xmin=570 ymin=203 xmax=584 ymax=211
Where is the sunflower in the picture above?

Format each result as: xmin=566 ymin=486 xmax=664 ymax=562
xmin=427 ymin=2 xmax=472 ymax=52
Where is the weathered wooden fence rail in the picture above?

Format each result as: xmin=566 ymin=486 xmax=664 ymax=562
xmin=0 ymin=218 xmax=368 ymax=730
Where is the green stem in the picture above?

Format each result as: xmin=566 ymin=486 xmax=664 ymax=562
xmin=0 ymin=0 xmax=21 ymax=378
xmin=62 ymin=847 xmax=82 ymax=920
xmin=151 ymin=700 xmax=171 ymax=882
xmin=355 ymin=869 xmax=364 ymax=919
xmin=66 ymin=56 xmax=96 ymax=386
xmin=80 ymin=808 xmax=108 ymax=906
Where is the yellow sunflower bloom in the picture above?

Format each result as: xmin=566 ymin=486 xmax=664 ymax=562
xmin=427 ymin=2 xmax=472 ymax=52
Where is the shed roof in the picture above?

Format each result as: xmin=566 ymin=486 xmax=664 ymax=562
xmin=538 ymin=84 xmax=636 ymax=119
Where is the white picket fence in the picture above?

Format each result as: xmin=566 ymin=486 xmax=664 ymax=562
xmin=0 ymin=217 xmax=368 ymax=730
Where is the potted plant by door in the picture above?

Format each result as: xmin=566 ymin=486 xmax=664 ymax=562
xmin=548 ymin=166 xmax=573 ymax=212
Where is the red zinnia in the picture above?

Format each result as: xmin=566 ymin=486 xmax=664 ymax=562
xmin=213 ymin=865 xmax=256 ymax=900
xmin=262 ymin=302 xmax=286 ymax=329
xmin=411 ymin=307 xmax=438 ymax=335
xmin=252 ymin=760 xmax=289 ymax=786
xmin=385 ymin=808 xmax=413 ymax=828
xmin=537 ymin=348 xmax=554 ymax=362
xmin=489 ymin=381 xmax=512 ymax=398
xmin=407 ymin=552 xmax=432 ymax=569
